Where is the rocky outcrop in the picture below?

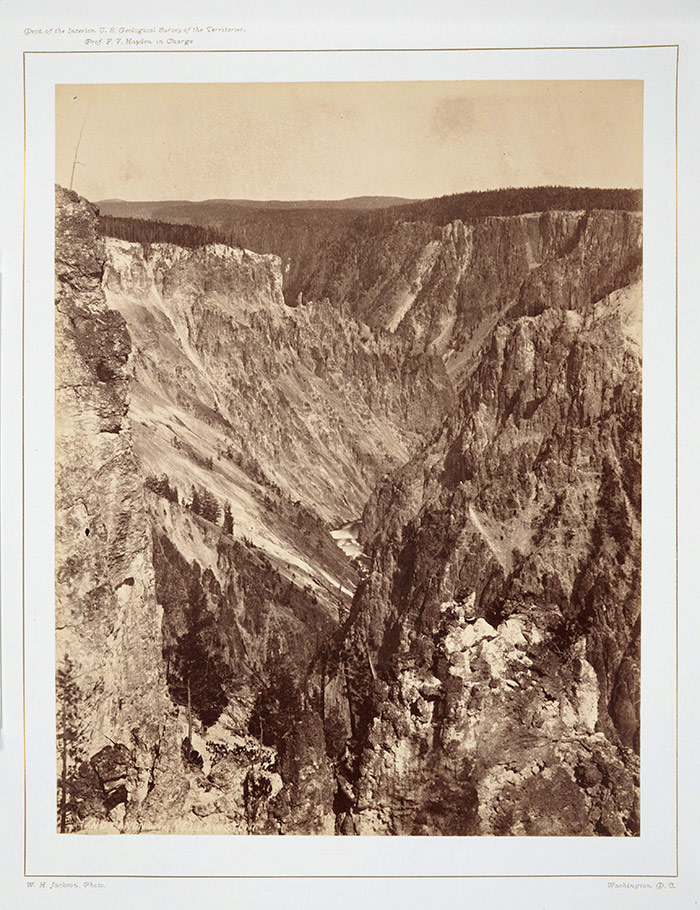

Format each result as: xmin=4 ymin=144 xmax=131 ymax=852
xmin=55 ymin=186 xmax=187 ymax=832
xmin=340 ymin=597 xmax=638 ymax=836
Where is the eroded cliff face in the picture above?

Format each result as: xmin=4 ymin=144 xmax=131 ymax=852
xmin=336 ymin=247 xmax=641 ymax=835
xmin=55 ymin=187 xmax=342 ymax=834
xmin=294 ymin=210 xmax=641 ymax=381
xmin=102 ymin=237 xmax=451 ymax=524
xmin=56 ymin=184 xmax=641 ymax=836
xmin=55 ymin=187 xmax=188 ymax=832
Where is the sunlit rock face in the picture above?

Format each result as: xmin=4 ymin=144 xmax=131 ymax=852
xmin=55 ymin=184 xmax=641 ymax=835
xmin=101 ymin=236 xmax=453 ymax=525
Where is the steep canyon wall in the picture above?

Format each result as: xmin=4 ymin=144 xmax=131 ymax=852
xmin=55 ymin=185 xmax=641 ymax=835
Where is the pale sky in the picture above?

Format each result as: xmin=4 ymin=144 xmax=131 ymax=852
xmin=56 ymin=81 xmax=642 ymax=202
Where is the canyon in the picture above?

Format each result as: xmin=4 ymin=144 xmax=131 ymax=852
xmin=55 ymin=184 xmax=642 ymax=835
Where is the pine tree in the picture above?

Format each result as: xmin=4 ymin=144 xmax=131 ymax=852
xmin=56 ymin=654 xmax=84 ymax=833
xmin=200 ymin=489 xmax=221 ymax=524
xmin=166 ymin=573 xmax=228 ymax=732
xmin=222 ymin=503 xmax=234 ymax=536
xmin=250 ymin=658 xmax=303 ymax=748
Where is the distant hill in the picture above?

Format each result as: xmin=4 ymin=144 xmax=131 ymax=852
xmin=97 ymin=195 xmax=418 ymax=219
xmin=98 ymin=186 xmax=640 ymax=224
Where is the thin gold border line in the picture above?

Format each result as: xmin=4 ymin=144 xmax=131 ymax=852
xmin=674 ymin=43 xmax=680 ymax=880
xmin=22 ymin=873 xmax=682 ymax=880
xmin=23 ymin=44 xmax=679 ymax=54
xmin=22 ymin=48 xmax=28 ymax=881
xmin=23 ymin=43 xmax=678 ymax=880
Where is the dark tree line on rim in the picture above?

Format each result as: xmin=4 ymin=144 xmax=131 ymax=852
xmin=354 ymin=185 xmax=643 ymax=233
xmin=98 ymin=213 xmax=237 ymax=250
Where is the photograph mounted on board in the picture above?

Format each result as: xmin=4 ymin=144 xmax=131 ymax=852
xmin=54 ymin=80 xmax=642 ymax=835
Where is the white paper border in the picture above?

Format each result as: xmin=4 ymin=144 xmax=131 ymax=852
xmin=19 ymin=44 xmax=677 ymax=883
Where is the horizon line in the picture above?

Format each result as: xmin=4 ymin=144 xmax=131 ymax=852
xmin=92 ymin=184 xmax=643 ymax=206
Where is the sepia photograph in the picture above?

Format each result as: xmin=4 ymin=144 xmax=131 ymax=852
xmin=54 ymin=79 xmax=643 ymax=836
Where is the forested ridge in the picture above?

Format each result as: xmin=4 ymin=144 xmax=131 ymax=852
xmin=98 ymin=185 xmax=641 ymax=252
xmin=354 ymin=186 xmax=642 ymax=232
